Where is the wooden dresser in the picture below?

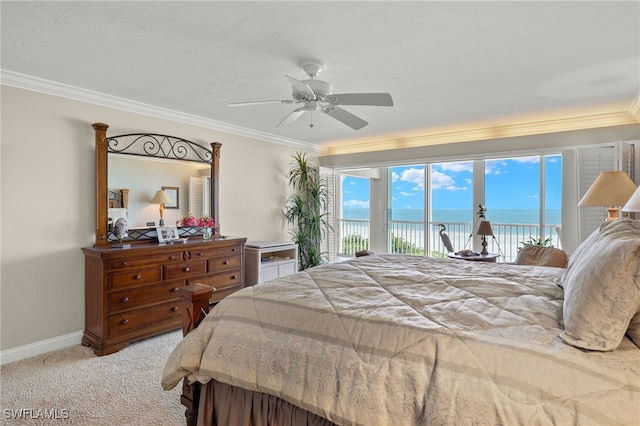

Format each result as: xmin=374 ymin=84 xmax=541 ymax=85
xmin=82 ymin=237 xmax=246 ymax=356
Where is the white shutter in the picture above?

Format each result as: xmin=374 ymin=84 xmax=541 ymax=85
xmin=621 ymin=141 xmax=639 ymax=183
xmin=189 ymin=177 xmax=204 ymax=217
xmin=576 ymin=146 xmax=616 ymax=240
xmin=321 ymin=167 xmax=336 ymax=263
xmin=202 ymin=176 xmax=211 ymax=217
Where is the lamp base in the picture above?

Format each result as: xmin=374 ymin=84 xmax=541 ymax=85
xmin=605 ymin=206 xmax=621 ymax=222
xmin=480 ymin=236 xmax=489 ymax=256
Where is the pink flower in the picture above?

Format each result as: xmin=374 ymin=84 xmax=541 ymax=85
xmin=180 ymin=215 xmax=214 ymax=228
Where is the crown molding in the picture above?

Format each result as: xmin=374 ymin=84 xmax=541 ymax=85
xmin=0 ymin=69 xmax=320 ymax=153
xmin=323 ymin=109 xmax=640 ymax=156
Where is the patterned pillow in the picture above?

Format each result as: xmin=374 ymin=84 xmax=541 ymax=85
xmin=627 ymin=310 xmax=640 ymax=348
xmin=560 ymin=218 xmax=640 ymax=351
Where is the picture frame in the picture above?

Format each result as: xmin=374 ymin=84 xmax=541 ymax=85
xmin=161 ymin=186 xmax=179 ymax=209
xmin=157 ymin=225 xmax=179 ymax=243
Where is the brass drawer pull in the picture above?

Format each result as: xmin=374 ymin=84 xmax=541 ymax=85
xmin=231 ymin=248 xmax=237 ymax=252
xmin=197 ymin=252 xmax=204 ymax=256
xmin=171 ymin=287 xmax=179 ymax=292
xmin=121 ymin=297 xmax=129 ymax=303
xmin=120 ymin=319 xmax=129 ymax=325
xmin=223 ymin=260 xmax=229 ymax=265
xmin=122 ymin=261 xmax=128 ymax=266
xmin=171 ymin=306 xmax=178 ymax=312
xmin=231 ymin=275 xmax=238 ymax=280
xmin=135 ymin=274 xmax=142 ymax=280
xmin=169 ymin=256 xmax=177 ymax=260
xmin=184 ymin=267 xmax=190 ymax=272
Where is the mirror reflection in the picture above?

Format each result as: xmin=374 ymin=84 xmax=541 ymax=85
xmin=108 ymin=154 xmax=210 ymax=228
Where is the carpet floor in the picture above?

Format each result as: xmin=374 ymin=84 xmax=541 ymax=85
xmin=1 ymin=330 xmax=185 ymax=425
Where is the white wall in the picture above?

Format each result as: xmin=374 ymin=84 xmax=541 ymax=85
xmin=0 ymin=85 xmax=310 ymax=357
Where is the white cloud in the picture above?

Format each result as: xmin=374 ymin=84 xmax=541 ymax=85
xmin=400 ymin=168 xmax=424 ymax=190
xmin=435 ymin=162 xmax=473 ymax=173
xmin=432 ymin=170 xmax=467 ymax=191
xmin=400 ymin=191 xmax=414 ymax=196
xmin=343 ymin=199 xmax=369 ymax=208
xmin=392 ymin=172 xmax=399 ymax=182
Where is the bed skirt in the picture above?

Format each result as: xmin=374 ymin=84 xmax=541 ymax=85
xmin=197 ymin=380 xmax=338 ymax=426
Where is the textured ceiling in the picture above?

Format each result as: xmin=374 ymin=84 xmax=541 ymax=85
xmin=1 ymin=1 xmax=639 ymax=149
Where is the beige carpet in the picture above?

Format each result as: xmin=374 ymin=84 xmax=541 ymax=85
xmin=1 ymin=330 xmax=185 ymax=425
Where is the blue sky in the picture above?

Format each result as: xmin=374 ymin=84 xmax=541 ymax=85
xmin=342 ymin=155 xmax=562 ymax=211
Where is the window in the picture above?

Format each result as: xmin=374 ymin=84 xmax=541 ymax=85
xmin=335 ymin=154 xmax=562 ymax=262
xmin=430 ymin=161 xmax=474 ymax=256
xmin=389 ymin=165 xmax=425 ymax=255
xmin=338 ymin=175 xmax=370 ymax=256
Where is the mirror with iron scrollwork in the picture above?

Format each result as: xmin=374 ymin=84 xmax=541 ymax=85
xmin=92 ymin=123 xmax=221 ymax=247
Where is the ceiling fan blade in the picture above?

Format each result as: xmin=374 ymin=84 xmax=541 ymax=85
xmin=325 ymin=93 xmax=393 ymax=107
xmin=276 ymin=108 xmax=305 ymax=128
xmin=228 ymin=99 xmax=297 ymax=107
xmin=321 ymin=106 xmax=368 ymax=130
xmin=285 ymin=75 xmax=316 ymax=100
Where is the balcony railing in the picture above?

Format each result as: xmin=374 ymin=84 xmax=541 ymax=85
xmin=338 ymin=219 xmax=561 ymax=262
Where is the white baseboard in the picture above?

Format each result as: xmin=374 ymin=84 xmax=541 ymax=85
xmin=0 ymin=331 xmax=83 ymax=366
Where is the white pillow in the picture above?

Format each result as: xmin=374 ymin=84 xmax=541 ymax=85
xmin=560 ymin=219 xmax=640 ymax=351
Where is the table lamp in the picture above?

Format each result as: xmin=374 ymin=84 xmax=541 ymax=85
xmin=578 ymin=171 xmax=636 ymax=221
xmin=150 ymin=190 xmax=172 ymax=226
xmin=622 ymin=186 xmax=640 ymax=213
xmin=476 ymin=220 xmax=494 ymax=256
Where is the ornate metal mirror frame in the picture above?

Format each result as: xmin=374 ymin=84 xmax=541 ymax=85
xmin=92 ymin=122 xmax=221 ymax=247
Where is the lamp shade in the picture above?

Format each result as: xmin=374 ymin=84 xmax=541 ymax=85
xmin=622 ymin=186 xmax=640 ymax=212
xmin=578 ymin=171 xmax=636 ymax=221
xmin=578 ymin=171 xmax=636 ymax=207
xmin=476 ymin=220 xmax=494 ymax=236
xmin=150 ymin=190 xmax=172 ymax=204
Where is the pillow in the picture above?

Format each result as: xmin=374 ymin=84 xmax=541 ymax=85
xmin=560 ymin=218 xmax=640 ymax=351
xmin=627 ymin=310 xmax=640 ymax=348
xmin=514 ymin=245 xmax=568 ymax=268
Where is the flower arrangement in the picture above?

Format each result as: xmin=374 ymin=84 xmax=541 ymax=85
xmin=178 ymin=215 xmax=215 ymax=228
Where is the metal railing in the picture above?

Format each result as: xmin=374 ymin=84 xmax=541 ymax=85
xmin=338 ymin=219 xmax=561 ymax=262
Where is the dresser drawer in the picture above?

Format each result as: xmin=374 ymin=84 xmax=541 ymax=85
xmin=109 ymin=252 xmax=183 ymax=270
xmin=110 ymin=267 xmax=162 ymax=290
xmin=188 ymin=269 xmax=242 ymax=291
xmin=208 ymin=254 xmax=242 ymax=270
xmin=190 ymin=244 xmax=243 ymax=259
xmin=109 ymin=281 xmax=183 ymax=313
xmin=108 ymin=301 xmax=182 ymax=337
xmin=164 ymin=260 xmax=207 ymax=280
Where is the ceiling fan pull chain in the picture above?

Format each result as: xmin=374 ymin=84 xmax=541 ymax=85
xmin=310 ymin=113 xmax=314 ymax=128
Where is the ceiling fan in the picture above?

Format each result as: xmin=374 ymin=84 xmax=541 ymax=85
xmin=228 ymin=60 xmax=393 ymax=130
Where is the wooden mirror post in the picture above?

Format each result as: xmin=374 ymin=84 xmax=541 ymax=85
xmin=93 ymin=122 xmax=109 ymax=247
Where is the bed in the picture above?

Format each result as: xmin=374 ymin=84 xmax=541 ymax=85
xmin=162 ymin=218 xmax=640 ymax=425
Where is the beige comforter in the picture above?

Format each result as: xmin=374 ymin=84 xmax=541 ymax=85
xmin=162 ymin=254 xmax=640 ymax=425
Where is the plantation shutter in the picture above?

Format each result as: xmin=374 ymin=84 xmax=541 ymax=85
xmin=321 ymin=167 xmax=337 ymax=263
xmin=189 ymin=176 xmax=210 ymax=217
xmin=576 ymin=145 xmax=617 ymax=241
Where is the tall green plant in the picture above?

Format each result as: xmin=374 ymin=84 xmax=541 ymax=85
xmin=284 ymin=152 xmax=331 ymax=270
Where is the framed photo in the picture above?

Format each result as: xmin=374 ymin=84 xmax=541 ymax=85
xmin=157 ymin=225 xmax=179 ymax=243
xmin=161 ymin=186 xmax=179 ymax=209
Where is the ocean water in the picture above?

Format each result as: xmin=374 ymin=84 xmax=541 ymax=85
xmin=343 ymin=208 xmax=561 ymax=225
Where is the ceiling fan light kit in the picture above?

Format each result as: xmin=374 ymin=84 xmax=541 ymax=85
xmin=228 ymin=60 xmax=393 ymax=130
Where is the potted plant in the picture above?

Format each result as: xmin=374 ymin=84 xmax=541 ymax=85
xmin=284 ymin=152 xmax=331 ymax=270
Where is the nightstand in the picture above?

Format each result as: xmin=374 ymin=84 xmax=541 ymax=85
xmin=245 ymin=241 xmax=298 ymax=285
